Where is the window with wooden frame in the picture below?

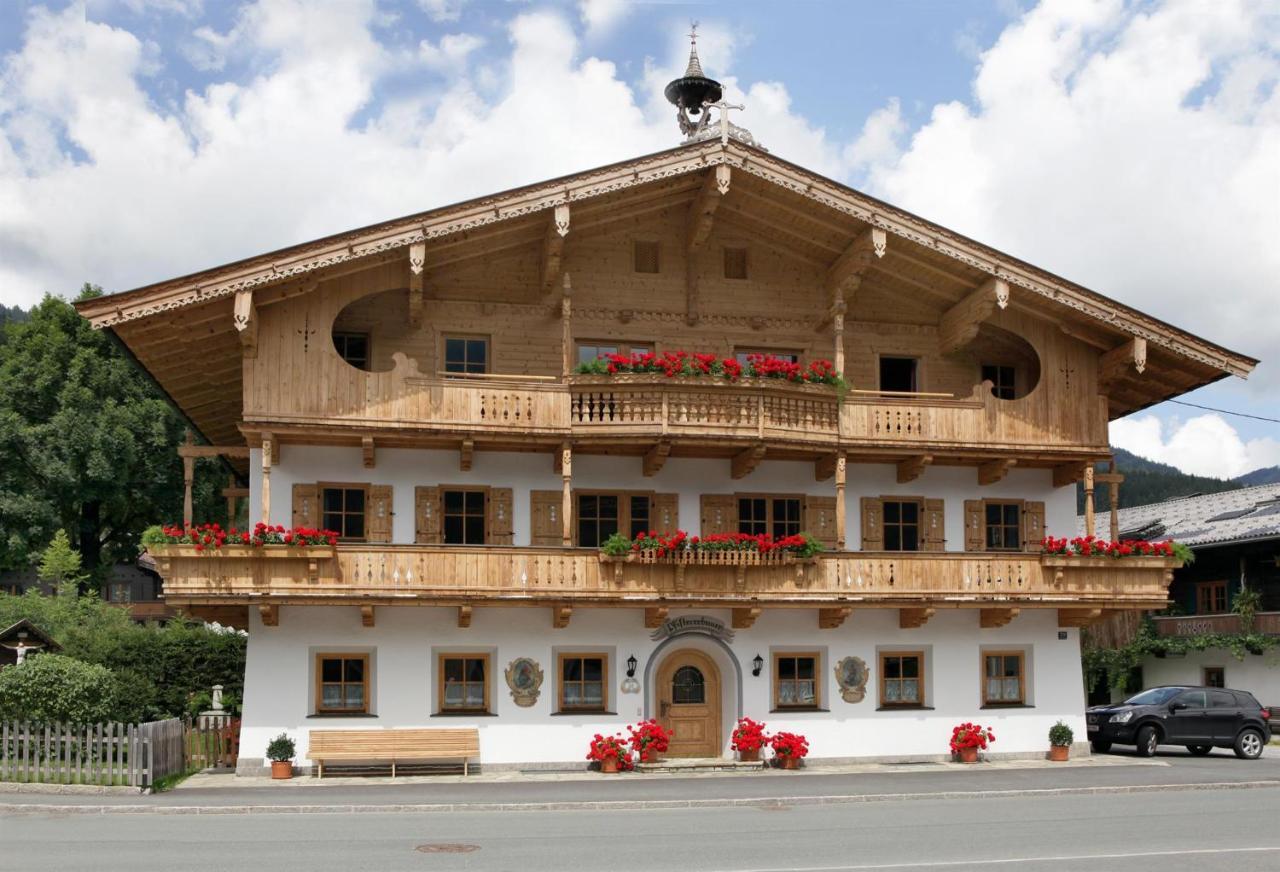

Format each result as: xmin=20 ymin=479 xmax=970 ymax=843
xmin=880 ymin=651 xmax=925 ymax=707
xmin=879 ymin=356 xmax=918 ymax=393
xmin=575 ymin=491 xmax=658 ymax=546
xmin=321 ymin=485 xmax=368 ymax=541
xmin=982 ymin=651 xmax=1025 ymax=706
xmin=438 ymin=653 xmax=490 ymax=714
xmin=734 ymin=347 xmax=800 ymax=365
xmin=981 ymin=364 xmax=1016 ymax=400
xmin=773 ymin=652 xmax=820 ymax=709
xmin=316 ymin=653 xmax=369 ymax=714
xmin=558 ymin=653 xmax=608 ymax=713
xmin=984 ymin=501 xmax=1023 ymax=551
xmin=737 ymin=495 xmax=802 ymax=538
xmin=723 ymin=246 xmax=748 ymax=280
xmin=415 ymin=486 xmax=512 ymax=546
xmin=1203 ymin=666 xmax=1226 ymax=688
xmin=333 ymin=332 xmax=370 ymax=370
xmin=443 ymin=334 xmax=489 ymax=375
xmin=633 ymin=240 xmax=660 ymax=274
xmin=442 ymin=489 xmax=486 ymax=545
xmin=108 ymin=582 xmax=131 ymax=603
xmin=861 ymin=496 xmax=944 ymax=552
xmin=883 ymin=498 xmax=923 ymax=551
xmin=576 ymin=340 xmax=653 ymax=365
xmin=1196 ymin=581 xmax=1228 ymax=615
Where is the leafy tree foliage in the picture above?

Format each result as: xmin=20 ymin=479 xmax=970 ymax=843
xmin=0 ymin=287 xmax=226 ymax=582
xmin=0 ymin=654 xmax=120 ymax=724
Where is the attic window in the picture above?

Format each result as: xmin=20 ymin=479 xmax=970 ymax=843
xmin=724 ymin=247 xmax=748 ymax=280
xmin=634 ymin=241 xmax=660 ymax=274
xmin=333 ymin=332 xmax=370 ymax=371
xmin=1206 ymin=508 xmax=1256 ymax=523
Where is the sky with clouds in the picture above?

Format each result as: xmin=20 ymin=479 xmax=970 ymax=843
xmin=1 ymin=0 xmax=1277 ymax=479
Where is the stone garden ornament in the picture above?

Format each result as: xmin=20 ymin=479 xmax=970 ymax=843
xmin=505 ymin=657 xmax=544 ymax=707
xmin=834 ymin=656 xmax=869 ymax=703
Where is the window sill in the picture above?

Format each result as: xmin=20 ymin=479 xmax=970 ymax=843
xmin=550 ymin=711 xmax=617 ymax=717
xmin=769 ymin=708 xmax=829 ymax=714
xmin=876 ymin=705 xmax=934 ymax=712
xmin=431 ymin=711 xmax=497 ymax=718
xmin=308 ymin=712 xmax=377 ymax=719
xmin=980 ymin=704 xmax=1034 ymax=710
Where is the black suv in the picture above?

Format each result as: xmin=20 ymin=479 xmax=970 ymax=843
xmin=1086 ymin=686 xmax=1271 ymax=759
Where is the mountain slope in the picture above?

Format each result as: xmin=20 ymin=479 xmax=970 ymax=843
xmin=1077 ymin=447 xmax=1243 ymax=514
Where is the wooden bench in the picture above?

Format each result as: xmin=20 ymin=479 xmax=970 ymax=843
xmin=308 ymin=728 xmax=480 ymax=778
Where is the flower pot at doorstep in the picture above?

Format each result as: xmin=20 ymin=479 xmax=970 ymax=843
xmin=1048 ymin=745 xmax=1070 ymax=762
xmin=958 ymin=747 xmax=979 ymax=764
xmin=270 ymin=760 xmax=293 ymax=780
xmin=738 ymin=748 xmax=761 ymax=763
xmin=779 ymin=755 xmax=800 ymax=770
xmin=600 ymin=758 xmax=619 ymax=774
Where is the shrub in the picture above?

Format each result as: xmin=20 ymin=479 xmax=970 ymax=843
xmin=0 ymin=654 xmax=120 ymax=723
xmin=1048 ymin=721 xmax=1074 ymax=748
xmin=265 ymin=733 xmax=295 ymax=762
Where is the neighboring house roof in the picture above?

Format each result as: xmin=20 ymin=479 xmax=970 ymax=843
xmin=1080 ymin=484 xmax=1280 ymax=548
xmin=0 ymin=619 xmax=63 ymax=653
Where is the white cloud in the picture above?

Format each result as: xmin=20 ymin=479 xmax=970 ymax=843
xmin=418 ymin=33 xmax=485 ymax=71
xmin=844 ymin=97 xmax=906 ymax=173
xmin=418 ymin=0 xmax=467 ymax=24
xmin=1111 ymin=413 xmax=1280 ymax=478
xmin=578 ymin=0 xmax=630 ymax=38
xmin=859 ymin=0 xmax=1280 ymax=391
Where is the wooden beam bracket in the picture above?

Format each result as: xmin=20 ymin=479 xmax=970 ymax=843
xmin=362 ymin=436 xmax=376 ymax=469
xmin=979 ymin=607 xmax=1020 ymax=629
xmin=1099 ymin=337 xmax=1148 ymax=388
xmin=541 ymin=203 xmax=570 ymax=291
xmin=1052 ymin=461 xmax=1089 ymax=488
xmin=360 ymin=605 xmax=375 ymax=628
xmin=644 ymin=606 xmax=669 ymax=629
xmin=819 ymin=607 xmax=852 ymax=629
xmin=233 ymin=289 xmax=257 ymax=358
xmin=939 ymin=277 xmax=1010 ymax=355
xmin=552 ymin=603 xmax=573 ymax=629
xmin=731 ymin=444 xmax=766 ymax=480
xmin=825 ymin=226 xmax=887 ymax=302
xmin=978 ymin=458 xmax=1017 ymax=486
xmin=732 ymin=606 xmax=762 ymax=629
xmin=460 ymin=438 xmax=474 ymax=472
xmin=899 ymin=607 xmax=935 ymax=629
xmin=897 ymin=454 xmax=933 ymax=484
xmin=458 ymin=604 xmax=473 ymax=629
xmin=643 ymin=441 xmax=671 ymax=477
xmin=408 ymin=242 xmax=426 ymax=327
xmin=258 ymin=604 xmax=279 ymax=627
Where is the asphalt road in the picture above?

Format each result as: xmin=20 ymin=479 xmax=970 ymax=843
xmin=4 ymin=785 xmax=1278 ymax=871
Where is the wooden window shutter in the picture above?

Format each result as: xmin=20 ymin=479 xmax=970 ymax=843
xmin=530 ymin=490 xmax=562 ymax=546
xmin=923 ymin=498 xmax=946 ymax=552
xmin=292 ymin=484 xmax=318 ymax=529
xmin=414 ymin=486 xmax=441 ymax=544
xmin=1022 ymin=501 xmax=1046 ymax=552
xmin=964 ymin=500 xmax=985 ymax=552
xmin=803 ymin=496 xmax=837 ymax=545
xmin=860 ymin=497 xmax=883 ymax=550
xmin=700 ymin=495 xmax=738 ymax=536
xmin=367 ymin=485 xmax=394 ymax=543
xmin=488 ymin=487 xmax=514 ymax=545
xmin=653 ymin=493 xmax=680 ymax=536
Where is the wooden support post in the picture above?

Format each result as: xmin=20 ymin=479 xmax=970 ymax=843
xmin=731 ymin=607 xmax=762 ymax=629
xmin=899 ymin=607 xmax=935 ymax=629
xmin=644 ymin=606 xmax=669 ymax=629
xmin=1108 ymin=459 xmax=1121 ymax=541
xmin=939 ymin=277 xmax=1010 ymax=355
xmin=182 ymin=456 xmax=195 ymax=527
xmin=897 ymin=454 xmax=932 ymax=484
xmin=559 ymin=274 xmax=573 ymax=378
xmin=542 ymin=204 xmax=570 ymax=292
xmin=260 ymin=433 xmax=274 ymax=525
xmin=979 ymin=607 xmax=1020 ymax=629
xmin=1083 ymin=465 xmax=1096 ymax=537
xmin=832 ymin=304 xmax=845 ymax=374
xmin=360 ymin=605 xmax=375 ymax=628
xmin=225 ymin=475 xmax=239 ymax=524
xmin=560 ymin=443 xmax=573 ymax=546
xmin=818 ymin=607 xmax=852 ymax=629
xmin=731 ymin=444 xmax=766 ymax=480
xmin=408 ymin=242 xmax=426 ymax=327
xmin=834 ymin=453 xmax=847 ymax=550
xmin=553 ymin=604 xmax=573 ymax=629
xmin=978 ymin=458 xmax=1016 ymax=486
xmin=458 ymin=605 xmax=472 ymax=628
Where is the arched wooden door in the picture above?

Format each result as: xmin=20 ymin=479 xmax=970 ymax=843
xmin=655 ymin=649 xmax=721 ymax=758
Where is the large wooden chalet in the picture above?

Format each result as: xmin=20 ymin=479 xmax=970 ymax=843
xmin=76 ymin=50 xmax=1255 ymax=772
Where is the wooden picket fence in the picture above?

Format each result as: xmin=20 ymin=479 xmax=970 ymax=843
xmin=185 ymin=716 xmax=239 ymax=770
xmin=0 ymin=718 xmax=187 ymax=789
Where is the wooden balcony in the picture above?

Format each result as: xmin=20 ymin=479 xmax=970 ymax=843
xmin=153 ymin=546 xmax=1175 ymax=618
xmin=1150 ymin=612 xmax=1280 ymax=638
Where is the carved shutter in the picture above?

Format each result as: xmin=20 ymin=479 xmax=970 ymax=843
xmin=923 ymin=498 xmax=946 ymax=552
xmin=488 ymin=487 xmax=514 ymax=545
xmin=653 ymin=493 xmax=680 ymax=536
xmin=859 ymin=497 xmax=883 ymax=551
xmin=415 ymin=486 xmax=441 ymax=544
xmin=700 ymin=494 xmax=738 ymax=536
xmin=1022 ymin=501 xmax=1046 ymax=552
xmin=366 ymin=485 xmax=393 ymax=543
xmin=530 ymin=490 xmax=562 ymax=546
xmin=803 ymin=496 xmax=837 ymax=545
xmin=292 ymin=484 xmax=318 ymax=529
xmin=964 ymin=500 xmax=985 ymax=552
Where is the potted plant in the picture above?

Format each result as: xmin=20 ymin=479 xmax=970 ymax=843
xmin=587 ymin=733 xmax=631 ymax=773
xmin=266 ymin=733 xmax=295 ymax=779
xmin=949 ymin=722 xmax=995 ymax=763
xmin=1048 ymin=721 xmax=1073 ymax=762
xmin=730 ymin=717 xmax=769 ymax=763
xmin=628 ymin=719 xmax=672 ymax=763
xmin=769 ymin=731 xmax=809 ymax=770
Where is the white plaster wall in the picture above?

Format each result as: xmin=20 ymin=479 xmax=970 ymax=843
xmin=247 ymin=447 xmax=1075 ymax=549
xmin=1141 ymin=650 xmax=1280 ymax=708
xmin=238 ymin=605 xmax=1086 ymax=766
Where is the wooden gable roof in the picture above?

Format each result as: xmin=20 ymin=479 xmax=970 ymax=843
xmin=76 ymin=138 xmax=1257 ymax=448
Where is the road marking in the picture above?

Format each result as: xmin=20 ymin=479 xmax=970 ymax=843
xmin=719 ymin=845 xmax=1280 ymax=871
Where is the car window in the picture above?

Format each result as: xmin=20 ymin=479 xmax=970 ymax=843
xmin=1209 ymin=690 xmax=1236 ymax=707
xmin=1176 ymin=690 xmax=1207 ymax=708
xmin=1124 ymin=687 xmax=1183 ymax=706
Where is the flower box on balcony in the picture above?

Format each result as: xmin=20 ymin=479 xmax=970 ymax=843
xmin=602 ymin=550 xmax=812 ymax=567
xmin=570 ymin=373 xmax=838 ymax=395
xmin=148 ymin=544 xmax=337 ymax=560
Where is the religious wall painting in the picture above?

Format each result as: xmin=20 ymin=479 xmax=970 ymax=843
xmin=505 ymin=657 xmax=544 ymax=707
xmin=834 ymin=656 xmax=869 ymax=704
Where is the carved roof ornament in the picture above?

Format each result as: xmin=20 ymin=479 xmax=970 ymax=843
xmin=664 ymin=25 xmax=764 ymax=150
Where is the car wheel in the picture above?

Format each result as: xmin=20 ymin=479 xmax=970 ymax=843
xmin=1135 ymin=725 xmax=1159 ymax=757
xmin=1186 ymin=745 xmax=1212 ymax=756
xmin=1234 ymin=729 xmax=1264 ymax=760
xmin=1090 ymin=739 xmax=1112 ymax=754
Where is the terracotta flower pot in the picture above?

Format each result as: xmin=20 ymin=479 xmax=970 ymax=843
xmin=958 ymin=747 xmax=979 ymax=764
xmin=270 ymin=760 xmax=293 ymax=780
xmin=779 ymin=755 xmax=800 ymax=770
xmin=1049 ymin=745 xmax=1070 ymax=762
xmin=738 ymin=747 xmax=761 ymax=763
xmin=600 ymin=758 xmax=619 ymax=774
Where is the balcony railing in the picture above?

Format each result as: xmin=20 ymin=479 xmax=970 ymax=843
xmin=152 ymin=545 xmax=1174 ymax=610
xmin=1150 ymin=612 xmax=1280 ymax=637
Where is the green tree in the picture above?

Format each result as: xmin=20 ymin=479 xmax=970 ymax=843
xmin=0 ymin=286 xmax=226 ymax=583
xmin=37 ymin=529 xmax=86 ymax=596
xmin=0 ymin=654 xmax=120 ymax=723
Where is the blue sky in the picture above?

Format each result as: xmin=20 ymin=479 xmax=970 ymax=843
xmin=0 ymin=0 xmax=1277 ymax=478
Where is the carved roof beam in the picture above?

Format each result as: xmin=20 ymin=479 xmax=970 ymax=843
xmin=819 ymin=607 xmax=852 ymax=629
xmin=732 ymin=606 xmax=762 ymax=629
xmin=899 ymin=607 xmax=935 ymax=629
xmin=897 ymin=454 xmax=933 ymax=484
xmin=731 ymin=444 xmax=766 ymax=480
xmin=939 ymin=277 xmax=1011 ymax=355
xmin=541 ymin=203 xmax=571 ymax=292
xmin=978 ymin=458 xmax=1017 ymax=486
xmin=408 ymin=242 xmax=426 ymax=327
xmin=824 ymin=226 xmax=887 ymax=305
xmin=232 ymin=290 xmax=256 ymax=358
xmin=686 ymin=165 xmax=731 ymax=255
xmin=643 ymin=441 xmax=671 ymax=477
xmin=979 ymin=607 xmax=1020 ymax=628
xmin=1099 ymin=337 xmax=1148 ymax=389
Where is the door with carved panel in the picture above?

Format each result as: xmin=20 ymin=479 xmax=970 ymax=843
xmin=656 ymin=649 xmax=721 ymax=758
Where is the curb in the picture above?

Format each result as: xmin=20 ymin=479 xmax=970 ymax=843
xmin=4 ymin=780 xmax=1280 ymax=815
